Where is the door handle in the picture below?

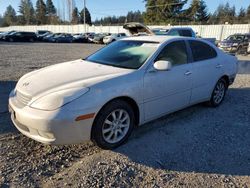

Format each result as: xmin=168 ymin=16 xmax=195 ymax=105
xmin=184 ymin=71 xmax=192 ymax=76
xmin=216 ymin=64 xmax=223 ymax=68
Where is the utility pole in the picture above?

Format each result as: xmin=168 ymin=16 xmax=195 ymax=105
xmin=84 ymin=0 xmax=86 ymax=33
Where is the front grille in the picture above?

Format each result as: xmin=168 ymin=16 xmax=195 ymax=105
xmin=16 ymin=91 xmax=32 ymax=106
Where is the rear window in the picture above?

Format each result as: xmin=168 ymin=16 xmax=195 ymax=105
xmin=189 ymin=40 xmax=217 ymax=62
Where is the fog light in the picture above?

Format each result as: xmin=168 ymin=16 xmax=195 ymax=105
xmin=38 ymin=130 xmax=55 ymax=139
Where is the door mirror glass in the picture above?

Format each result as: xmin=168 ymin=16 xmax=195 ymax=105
xmin=154 ymin=60 xmax=172 ymax=71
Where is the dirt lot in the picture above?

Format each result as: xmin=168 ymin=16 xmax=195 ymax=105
xmin=0 ymin=42 xmax=250 ymax=187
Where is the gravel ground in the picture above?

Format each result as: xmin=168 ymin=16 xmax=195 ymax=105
xmin=0 ymin=42 xmax=250 ymax=187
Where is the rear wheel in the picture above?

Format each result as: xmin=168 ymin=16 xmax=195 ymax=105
xmin=91 ymin=100 xmax=135 ymax=149
xmin=208 ymin=78 xmax=227 ymax=107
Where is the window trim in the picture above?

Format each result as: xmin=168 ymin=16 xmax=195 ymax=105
xmin=187 ymin=39 xmax=218 ymax=63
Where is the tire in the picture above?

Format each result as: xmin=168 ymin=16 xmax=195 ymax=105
xmin=29 ymin=38 xmax=34 ymax=42
xmin=91 ymin=100 xmax=135 ymax=149
xmin=9 ymin=38 xmax=14 ymax=42
xmin=236 ymin=46 xmax=242 ymax=55
xmin=208 ymin=78 xmax=228 ymax=107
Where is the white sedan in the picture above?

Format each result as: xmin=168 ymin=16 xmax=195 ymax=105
xmin=9 ymin=36 xmax=237 ymax=149
xmin=103 ymin=33 xmax=127 ymax=44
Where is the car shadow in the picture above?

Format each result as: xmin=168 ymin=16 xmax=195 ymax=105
xmin=238 ymin=59 xmax=250 ymax=74
xmin=0 ymin=81 xmax=17 ymax=134
xmin=115 ymin=87 xmax=250 ymax=176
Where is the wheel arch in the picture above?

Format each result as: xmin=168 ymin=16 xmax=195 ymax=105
xmin=91 ymin=96 xmax=140 ymax=139
xmin=221 ymin=75 xmax=230 ymax=88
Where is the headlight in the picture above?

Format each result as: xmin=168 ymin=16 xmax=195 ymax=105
xmin=30 ymin=87 xmax=89 ymax=111
xmin=232 ymin=43 xmax=238 ymax=47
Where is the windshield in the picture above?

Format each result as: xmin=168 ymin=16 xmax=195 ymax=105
xmin=226 ymin=35 xmax=244 ymax=41
xmin=86 ymin=40 xmax=159 ymax=69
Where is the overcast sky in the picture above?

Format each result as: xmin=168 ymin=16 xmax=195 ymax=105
xmin=0 ymin=0 xmax=249 ymax=20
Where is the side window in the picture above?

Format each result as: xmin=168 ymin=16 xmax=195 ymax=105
xmin=180 ymin=30 xmax=192 ymax=37
xmin=245 ymin=35 xmax=250 ymax=42
xmin=168 ymin=29 xmax=180 ymax=36
xmin=155 ymin=40 xmax=188 ymax=66
xmin=189 ymin=40 xmax=217 ymax=62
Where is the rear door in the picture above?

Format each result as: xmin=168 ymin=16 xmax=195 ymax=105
xmin=188 ymin=40 xmax=223 ymax=104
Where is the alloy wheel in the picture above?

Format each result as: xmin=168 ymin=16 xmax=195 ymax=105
xmin=102 ymin=109 xmax=130 ymax=144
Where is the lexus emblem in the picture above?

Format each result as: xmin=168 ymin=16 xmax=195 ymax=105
xmin=23 ymin=82 xmax=29 ymax=87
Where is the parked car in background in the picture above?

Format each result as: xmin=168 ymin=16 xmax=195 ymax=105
xmin=218 ymin=33 xmax=250 ymax=54
xmin=0 ymin=30 xmax=16 ymax=41
xmin=9 ymin=35 xmax=237 ymax=149
xmin=36 ymin=31 xmax=52 ymax=41
xmin=93 ymin=33 xmax=111 ymax=44
xmin=86 ymin=32 xmax=95 ymax=43
xmin=4 ymin=31 xmax=37 ymax=42
xmin=43 ymin=33 xmax=62 ymax=42
xmin=72 ymin=33 xmax=88 ymax=43
xmin=247 ymin=42 xmax=250 ymax=54
xmin=103 ymin=33 xmax=127 ymax=44
xmin=51 ymin=33 xmax=74 ymax=43
xmin=36 ymin=30 xmax=50 ymax=36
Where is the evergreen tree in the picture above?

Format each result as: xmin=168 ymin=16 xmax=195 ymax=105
xmin=19 ymin=0 xmax=35 ymax=25
xmin=46 ymin=0 xmax=56 ymax=15
xmin=237 ymin=8 xmax=246 ymax=24
xmin=196 ymin=0 xmax=209 ymax=23
xmin=0 ymin=15 xmax=3 ymax=26
xmin=71 ymin=7 xmax=79 ymax=24
xmin=186 ymin=0 xmax=209 ymax=23
xmin=36 ymin=0 xmax=47 ymax=25
xmin=79 ymin=7 xmax=91 ymax=25
xmin=246 ymin=5 xmax=250 ymax=23
xmin=3 ymin=5 xmax=17 ymax=26
xmin=144 ymin=0 xmax=188 ymax=24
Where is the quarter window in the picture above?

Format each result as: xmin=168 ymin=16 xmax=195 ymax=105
xmin=156 ymin=41 xmax=188 ymax=66
xmin=189 ymin=40 xmax=217 ymax=62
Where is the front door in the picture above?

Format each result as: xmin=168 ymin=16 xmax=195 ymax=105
xmin=143 ymin=40 xmax=192 ymax=121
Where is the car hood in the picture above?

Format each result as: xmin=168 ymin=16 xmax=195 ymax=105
xmin=16 ymin=59 xmax=133 ymax=97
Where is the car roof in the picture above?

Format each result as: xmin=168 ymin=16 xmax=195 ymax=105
xmin=121 ymin=35 xmax=184 ymax=44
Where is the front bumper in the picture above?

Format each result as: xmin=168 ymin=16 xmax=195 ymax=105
xmin=9 ymin=92 xmax=95 ymax=145
xmin=219 ymin=46 xmax=237 ymax=53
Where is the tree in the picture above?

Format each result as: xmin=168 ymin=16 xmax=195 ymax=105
xmin=46 ymin=0 xmax=57 ymax=24
xmin=19 ymin=0 xmax=35 ymax=25
xmin=186 ymin=0 xmax=209 ymax=24
xmin=0 ymin=14 xmax=4 ymax=26
xmin=237 ymin=8 xmax=246 ymax=24
xmin=79 ymin=7 xmax=91 ymax=25
xmin=3 ymin=5 xmax=17 ymax=26
xmin=196 ymin=0 xmax=209 ymax=23
xmin=211 ymin=3 xmax=236 ymax=24
xmin=246 ymin=5 xmax=250 ymax=23
xmin=36 ymin=0 xmax=47 ymax=25
xmin=46 ymin=0 xmax=56 ymax=15
xmin=144 ymin=0 xmax=188 ymax=24
xmin=71 ymin=7 xmax=79 ymax=24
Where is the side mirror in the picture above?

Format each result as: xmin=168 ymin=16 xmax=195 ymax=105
xmin=154 ymin=60 xmax=172 ymax=71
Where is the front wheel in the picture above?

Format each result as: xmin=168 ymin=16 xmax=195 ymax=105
xmin=208 ymin=78 xmax=227 ymax=107
xmin=91 ymin=100 xmax=135 ymax=149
